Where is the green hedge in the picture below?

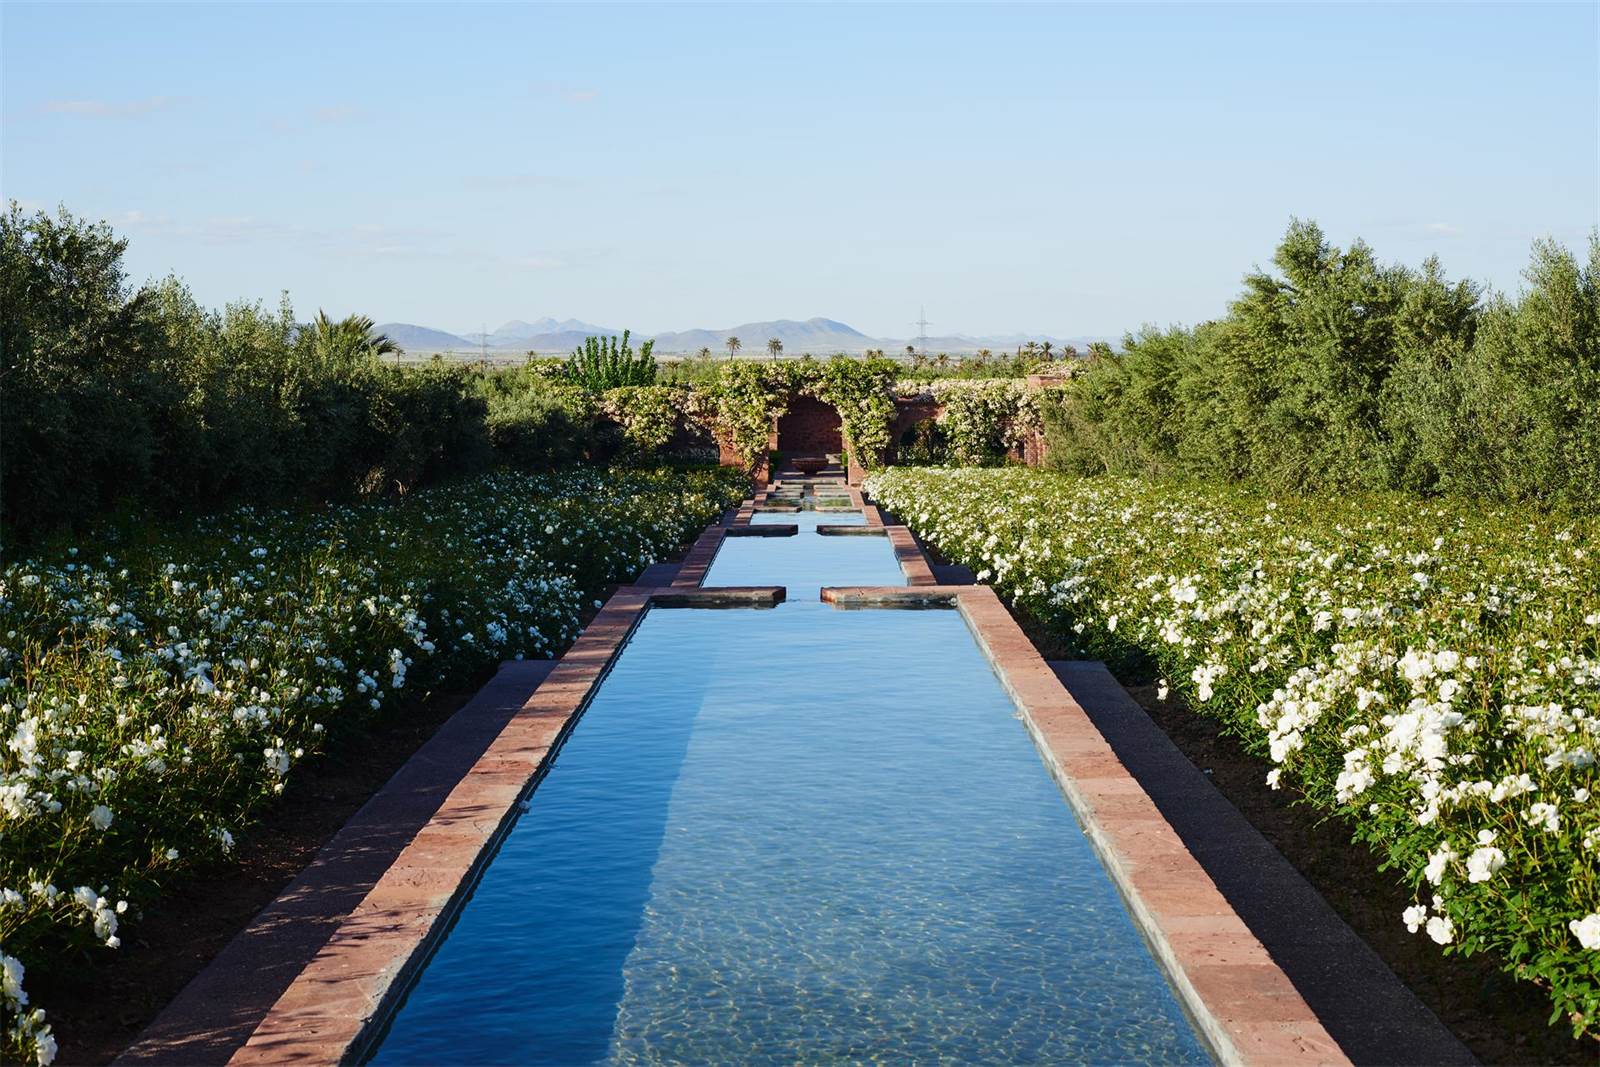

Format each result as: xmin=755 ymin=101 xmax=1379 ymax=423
xmin=0 ymin=205 xmax=618 ymax=536
xmin=1041 ymin=221 xmax=1600 ymax=510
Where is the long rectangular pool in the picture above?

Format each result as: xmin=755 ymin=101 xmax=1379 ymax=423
xmin=367 ymin=511 xmax=1209 ymax=1065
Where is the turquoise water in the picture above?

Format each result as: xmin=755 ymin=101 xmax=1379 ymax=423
xmin=717 ymin=512 xmax=894 ymax=599
xmin=368 ymin=512 xmax=1208 ymax=1065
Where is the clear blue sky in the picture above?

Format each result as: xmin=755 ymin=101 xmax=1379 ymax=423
xmin=3 ymin=2 xmax=1595 ymax=338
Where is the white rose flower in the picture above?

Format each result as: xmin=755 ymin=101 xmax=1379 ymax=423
xmin=1465 ymin=846 xmax=1505 ymax=883
xmin=1423 ymin=845 xmax=1456 ymax=886
xmin=1570 ymin=913 xmax=1600 ymax=951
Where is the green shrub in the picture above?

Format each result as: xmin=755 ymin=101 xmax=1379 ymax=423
xmin=564 ymin=330 xmax=656 ymax=390
xmin=362 ymin=363 xmax=494 ymax=493
xmin=600 ymin=385 xmax=682 ymax=461
xmin=0 ymin=204 xmax=604 ymax=537
xmin=1039 ymin=221 xmax=1598 ymax=509
xmin=478 ymin=367 xmax=597 ymax=469
xmin=1 ymin=204 xmax=170 ymax=531
xmin=897 ymin=418 xmax=949 ymax=465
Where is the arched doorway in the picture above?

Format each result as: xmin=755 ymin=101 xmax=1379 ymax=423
xmin=775 ymin=396 xmax=843 ymax=457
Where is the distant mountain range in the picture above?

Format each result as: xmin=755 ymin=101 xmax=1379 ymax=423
xmin=372 ymin=316 xmax=1112 ymax=356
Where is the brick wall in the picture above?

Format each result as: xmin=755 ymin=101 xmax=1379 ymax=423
xmin=775 ymin=396 xmax=843 ymax=455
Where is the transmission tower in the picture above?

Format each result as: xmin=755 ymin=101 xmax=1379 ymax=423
xmin=912 ymin=306 xmax=931 ymax=356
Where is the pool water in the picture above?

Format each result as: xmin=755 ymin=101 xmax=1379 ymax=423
xmin=368 ymin=513 xmax=1209 ymax=1065
xmin=718 ymin=511 xmax=894 ymax=600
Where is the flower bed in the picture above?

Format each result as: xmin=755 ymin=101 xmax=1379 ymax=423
xmin=866 ymin=466 xmax=1600 ymax=1037
xmin=893 ymin=379 xmax=1047 ymax=465
xmin=0 ymin=466 xmax=745 ymax=1065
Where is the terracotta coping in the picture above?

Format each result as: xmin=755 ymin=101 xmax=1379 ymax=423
xmin=819 ymin=584 xmax=1350 ymax=1067
xmin=671 ymin=523 xmax=727 ymax=587
xmin=1051 ymin=662 xmax=1472 ymax=1065
xmin=220 ymin=588 xmax=655 ymax=1066
xmin=821 ymin=586 xmax=958 ymax=608
xmin=885 ymin=526 xmax=938 ymax=586
xmin=647 ymin=586 xmax=784 ymax=607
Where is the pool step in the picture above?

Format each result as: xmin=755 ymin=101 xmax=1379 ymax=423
xmin=725 ymin=524 xmax=798 ymax=538
xmin=647 ymin=586 xmax=785 ymax=608
xmin=815 ymin=525 xmax=887 ymax=537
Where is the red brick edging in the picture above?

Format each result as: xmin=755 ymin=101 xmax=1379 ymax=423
xmin=671 ymin=524 xmax=728 ymax=587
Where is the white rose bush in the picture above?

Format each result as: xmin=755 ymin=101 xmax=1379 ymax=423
xmin=0 ymin=466 xmax=744 ymax=1065
xmin=867 ymin=466 xmax=1600 ymax=1037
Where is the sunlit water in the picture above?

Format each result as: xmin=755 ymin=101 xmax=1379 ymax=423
xmin=719 ymin=511 xmax=891 ymax=600
xmin=368 ymin=511 xmax=1208 ymax=1065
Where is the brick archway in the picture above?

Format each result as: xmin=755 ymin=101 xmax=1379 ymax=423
xmin=775 ymin=396 xmax=843 ymax=456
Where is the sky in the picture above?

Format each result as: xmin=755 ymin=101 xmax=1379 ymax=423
xmin=2 ymin=1 xmax=1596 ymax=339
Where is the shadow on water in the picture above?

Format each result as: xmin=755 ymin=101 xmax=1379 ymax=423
xmin=369 ymin=610 xmax=717 ymax=1066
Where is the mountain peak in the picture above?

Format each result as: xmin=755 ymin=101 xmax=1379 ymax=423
xmin=379 ymin=314 xmax=1111 ymax=355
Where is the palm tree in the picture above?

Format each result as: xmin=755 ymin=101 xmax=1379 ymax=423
xmin=697 ymin=346 xmax=713 ymax=359
xmin=976 ymin=348 xmax=993 ymax=361
xmin=904 ymin=344 xmax=916 ymax=358
xmin=306 ymin=311 xmax=398 ymax=373
xmin=726 ymin=336 xmax=741 ymax=358
xmin=767 ymin=337 xmax=783 ymax=360
xmin=1040 ymin=340 xmax=1054 ymax=359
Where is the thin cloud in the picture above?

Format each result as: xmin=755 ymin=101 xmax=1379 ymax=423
xmin=507 ymin=254 xmax=565 ymax=272
xmin=311 ymin=104 xmax=362 ymax=124
xmin=1422 ymin=222 xmax=1464 ymax=237
xmin=531 ymin=81 xmax=599 ymax=104
xmin=463 ymin=174 xmax=570 ymax=190
xmin=41 ymin=96 xmax=184 ymax=119
xmin=192 ymin=216 xmax=297 ymax=245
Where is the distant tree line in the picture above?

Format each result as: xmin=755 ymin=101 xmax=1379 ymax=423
xmin=7 ymin=203 xmax=1593 ymax=537
xmin=0 ymin=205 xmax=658 ymax=537
xmin=1042 ymin=220 xmax=1600 ymax=509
